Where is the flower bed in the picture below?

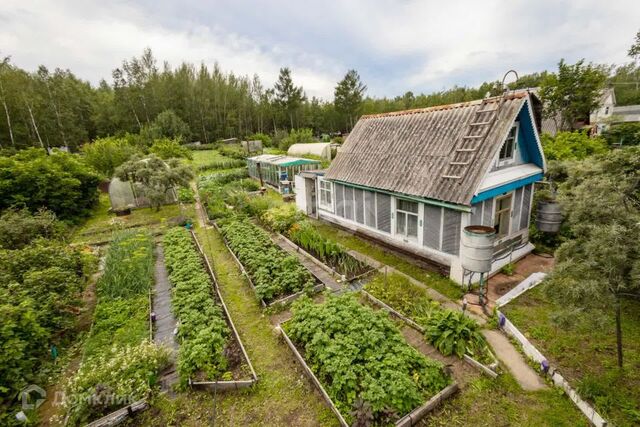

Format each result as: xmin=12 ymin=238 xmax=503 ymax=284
xmin=163 ymin=228 xmax=230 ymax=386
xmin=64 ymin=231 xmax=169 ymax=426
xmin=283 ymin=294 xmax=451 ymax=425
xmin=218 ymin=218 xmax=316 ymax=304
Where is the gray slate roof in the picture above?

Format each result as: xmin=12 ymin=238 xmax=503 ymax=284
xmin=325 ymin=92 xmax=532 ymax=206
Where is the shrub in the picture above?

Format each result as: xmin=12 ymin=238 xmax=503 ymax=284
xmin=602 ymin=122 xmax=640 ymax=147
xmin=541 ymin=131 xmax=608 ymax=161
xmin=0 ymin=148 xmax=100 ymax=220
xmin=81 ymin=136 xmax=140 ymax=177
xmin=285 ymin=294 xmax=449 ymax=424
xmin=177 ymin=187 xmax=195 ymax=203
xmin=149 ymin=137 xmax=193 ymax=160
xmin=163 ymin=228 xmax=229 ymax=384
xmin=260 ymin=204 xmax=303 ymax=233
xmin=0 ymin=208 xmax=64 ymax=249
xmin=278 ymin=128 xmax=315 ymax=151
xmin=246 ymin=132 xmax=272 ymax=147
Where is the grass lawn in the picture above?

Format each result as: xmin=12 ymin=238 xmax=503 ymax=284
xmin=425 ymin=373 xmax=586 ymax=426
xmin=132 ymin=226 xmax=337 ymax=426
xmin=310 ymin=219 xmax=463 ymax=300
xmin=190 ymin=149 xmax=229 ymax=167
xmin=502 ymin=286 xmax=640 ymax=427
xmin=72 ymin=193 xmax=194 ymax=245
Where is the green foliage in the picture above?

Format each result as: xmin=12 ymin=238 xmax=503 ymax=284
xmin=81 ymin=136 xmax=140 ymax=177
xmin=425 ymin=309 xmax=488 ymax=359
xmin=274 ymin=67 xmax=305 ymax=129
xmin=197 ymin=158 xmax=246 ymax=172
xmin=177 ymin=187 xmax=195 ymax=203
xmin=540 ymin=59 xmax=609 ymax=130
xmin=98 ymin=230 xmax=154 ymax=299
xmin=0 ymin=208 xmax=63 ymax=249
xmin=544 ymin=147 xmax=640 ymax=367
xmin=218 ymin=218 xmax=314 ymax=302
xmin=278 ymin=128 xmax=314 ymax=151
xmin=149 ymin=137 xmax=193 ymax=160
xmin=0 ymin=238 xmax=87 ymax=405
xmin=246 ymin=132 xmax=272 ymax=147
xmin=285 ymin=294 xmax=450 ymax=424
xmin=0 ymin=148 xmax=100 ymax=220
xmin=334 ymin=69 xmax=367 ymax=131
xmin=64 ymin=230 xmax=161 ymax=425
xmin=602 ymin=122 xmax=640 ymax=147
xmin=260 ymin=204 xmax=304 ymax=233
xmin=217 ymin=144 xmax=246 ymax=160
xmin=64 ymin=341 xmax=170 ymax=426
xmin=147 ymin=109 xmax=191 ymax=142
xmin=198 ymin=168 xmax=249 ymax=186
xmin=115 ymin=154 xmax=194 ymax=210
xmin=364 ymin=273 xmax=440 ymax=323
xmin=365 ymin=273 xmax=488 ymax=360
xmin=163 ymin=228 xmax=229 ymax=384
xmin=541 ymin=131 xmax=608 ymax=161
xmin=501 ymin=263 xmax=515 ymax=276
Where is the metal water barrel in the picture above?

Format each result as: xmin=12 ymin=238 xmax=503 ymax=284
xmin=536 ymin=201 xmax=562 ymax=233
xmin=460 ymin=225 xmax=496 ymax=273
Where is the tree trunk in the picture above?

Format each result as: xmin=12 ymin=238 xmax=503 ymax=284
xmin=615 ymin=296 xmax=623 ymax=368
xmin=0 ymin=79 xmax=14 ymax=146
xmin=25 ymin=100 xmax=45 ymax=151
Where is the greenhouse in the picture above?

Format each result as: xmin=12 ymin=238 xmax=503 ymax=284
xmin=247 ymin=154 xmax=320 ymax=192
xmin=287 ymin=142 xmax=331 ymax=160
xmin=108 ymin=177 xmax=177 ymax=211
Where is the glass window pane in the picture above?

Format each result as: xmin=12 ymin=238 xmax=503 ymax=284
xmin=397 ymin=212 xmax=406 ymax=235
xmin=398 ymin=199 xmax=418 ymax=213
xmin=407 ymin=214 xmax=418 ymax=237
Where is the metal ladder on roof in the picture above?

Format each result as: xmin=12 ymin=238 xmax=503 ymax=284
xmin=441 ymin=70 xmax=518 ymax=181
xmin=440 ymin=98 xmax=502 ymax=180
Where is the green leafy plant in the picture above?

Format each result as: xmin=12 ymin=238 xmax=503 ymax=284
xmin=163 ymin=228 xmax=229 ymax=384
xmin=501 ymin=263 xmax=515 ymax=276
xmin=285 ymin=294 xmax=450 ymax=424
xmin=218 ymin=218 xmax=314 ymax=302
xmin=425 ymin=309 xmax=488 ymax=359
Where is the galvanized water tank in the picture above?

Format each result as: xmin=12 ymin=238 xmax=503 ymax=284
xmin=536 ymin=201 xmax=562 ymax=233
xmin=461 ymin=225 xmax=496 ymax=273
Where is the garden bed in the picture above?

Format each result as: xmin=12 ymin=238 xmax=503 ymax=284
xmin=279 ymin=294 xmax=457 ymax=426
xmin=163 ymin=228 xmax=257 ymax=388
xmin=260 ymin=205 xmax=373 ymax=281
xmin=63 ymin=231 xmax=170 ymax=426
xmin=363 ymin=273 xmax=497 ymax=369
xmin=214 ymin=219 xmax=324 ymax=307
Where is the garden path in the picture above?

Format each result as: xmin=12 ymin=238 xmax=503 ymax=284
xmin=152 ymin=245 xmax=179 ymax=389
xmin=482 ymin=330 xmax=547 ymax=391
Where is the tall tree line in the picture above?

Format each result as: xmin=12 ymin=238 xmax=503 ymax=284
xmin=1 ymin=40 xmax=639 ymax=150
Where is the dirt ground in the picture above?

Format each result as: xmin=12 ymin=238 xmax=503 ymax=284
xmin=464 ymin=253 xmax=554 ymax=315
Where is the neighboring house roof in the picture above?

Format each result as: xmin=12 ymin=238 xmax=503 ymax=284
xmin=325 ymin=91 xmax=542 ymax=206
xmin=611 ymin=104 xmax=640 ymax=123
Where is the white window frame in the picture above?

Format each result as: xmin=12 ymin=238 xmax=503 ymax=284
xmin=318 ymin=179 xmax=333 ymax=210
xmin=395 ymin=198 xmax=419 ymax=242
xmin=497 ymin=122 xmax=519 ymax=167
xmin=494 ymin=193 xmax=513 ymax=239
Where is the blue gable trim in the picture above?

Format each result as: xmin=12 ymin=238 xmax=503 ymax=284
xmin=471 ymin=172 xmax=543 ymax=204
xmin=516 ymin=100 xmax=544 ymax=169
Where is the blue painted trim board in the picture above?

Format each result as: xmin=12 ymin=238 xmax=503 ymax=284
xmin=471 ymin=172 xmax=544 ymax=204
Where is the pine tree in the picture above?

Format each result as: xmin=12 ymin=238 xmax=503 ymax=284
xmin=274 ymin=67 xmax=305 ymax=130
xmin=334 ymin=69 xmax=366 ymax=131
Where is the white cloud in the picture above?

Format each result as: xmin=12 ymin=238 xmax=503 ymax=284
xmin=0 ymin=0 xmax=340 ymax=99
xmin=1 ymin=0 xmax=639 ymax=99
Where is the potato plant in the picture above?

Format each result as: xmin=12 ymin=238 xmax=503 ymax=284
xmin=285 ymin=294 xmax=450 ymax=425
xmin=163 ymin=228 xmax=229 ymax=385
xmin=218 ymin=218 xmax=315 ymax=303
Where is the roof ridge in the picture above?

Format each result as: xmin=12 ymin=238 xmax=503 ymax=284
xmin=360 ymin=91 xmax=529 ymax=120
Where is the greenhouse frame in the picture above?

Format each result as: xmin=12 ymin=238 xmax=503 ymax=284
xmin=247 ymin=154 xmax=320 ymax=191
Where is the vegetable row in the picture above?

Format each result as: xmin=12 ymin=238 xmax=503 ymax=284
xmin=284 ymin=294 xmax=450 ymax=425
xmin=218 ymin=218 xmax=315 ymax=303
xmin=163 ymin=228 xmax=229 ymax=385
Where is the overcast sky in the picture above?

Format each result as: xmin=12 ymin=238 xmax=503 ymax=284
xmin=1 ymin=0 xmax=639 ymax=100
